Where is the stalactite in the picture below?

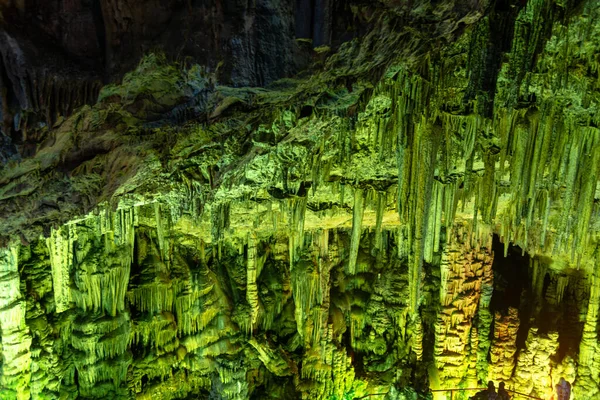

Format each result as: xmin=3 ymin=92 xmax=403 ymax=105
xmin=246 ymin=233 xmax=260 ymax=330
xmin=46 ymin=225 xmax=76 ymax=313
xmin=72 ymin=313 xmax=131 ymax=366
xmin=347 ymin=187 xmax=365 ymax=275
xmin=154 ymin=202 xmax=168 ymax=263
xmin=291 ymin=254 xmax=320 ymax=341
xmin=556 ymin=275 xmax=569 ymax=304
xmin=374 ymin=191 xmax=385 ymax=259
xmin=76 ymin=354 xmax=131 ymax=396
xmin=72 ymin=243 xmax=132 ymax=317
xmin=21 ymin=241 xmax=65 ymax=399
xmin=406 ymin=118 xmax=438 ymax=314
xmin=288 ymin=197 xmax=307 ymax=271
xmin=131 ymin=313 xmax=178 ymax=352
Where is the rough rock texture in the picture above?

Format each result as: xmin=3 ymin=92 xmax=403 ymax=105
xmin=434 ymin=232 xmax=494 ymax=389
xmin=0 ymin=0 xmax=599 ymax=399
xmin=0 ymin=0 xmax=379 ymax=159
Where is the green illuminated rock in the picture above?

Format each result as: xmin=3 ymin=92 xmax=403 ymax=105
xmin=0 ymin=0 xmax=599 ymax=399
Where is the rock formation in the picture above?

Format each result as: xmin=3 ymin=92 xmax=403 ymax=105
xmin=0 ymin=0 xmax=599 ymax=399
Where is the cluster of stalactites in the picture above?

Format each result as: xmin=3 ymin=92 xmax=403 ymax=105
xmin=46 ymin=207 xmax=136 ymax=315
xmin=369 ymin=7 xmax=600 ymax=310
xmin=42 ymin=207 xmax=138 ymax=397
xmin=291 ymin=229 xmax=334 ymax=346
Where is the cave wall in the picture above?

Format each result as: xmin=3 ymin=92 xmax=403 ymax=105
xmin=0 ymin=0 xmax=377 ymax=158
xmin=0 ymin=0 xmax=599 ymax=398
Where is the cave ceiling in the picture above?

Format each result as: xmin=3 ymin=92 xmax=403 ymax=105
xmin=0 ymin=0 xmax=599 ymax=399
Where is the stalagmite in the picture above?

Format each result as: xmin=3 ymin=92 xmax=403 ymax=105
xmin=488 ymin=308 xmax=520 ymax=382
xmin=574 ymin=272 xmax=600 ymax=398
xmin=513 ymin=328 xmax=560 ymax=398
xmin=434 ymin=232 xmax=493 ymax=389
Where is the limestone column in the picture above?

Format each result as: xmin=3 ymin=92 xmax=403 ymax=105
xmin=0 ymin=246 xmax=32 ymax=400
xmin=574 ymin=273 xmax=600 ymax=398
xmin=433 ymin=231 xmax=494 ymax=390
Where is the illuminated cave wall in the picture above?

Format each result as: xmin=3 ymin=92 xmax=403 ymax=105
xmin=3 ymin=208 xmax=597 ymax=400
xmin=0 ymin=0 xmax=600 ymax=399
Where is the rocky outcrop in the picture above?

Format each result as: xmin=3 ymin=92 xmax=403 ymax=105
xmin=0 ymin=0 xmax=373 ymax=160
